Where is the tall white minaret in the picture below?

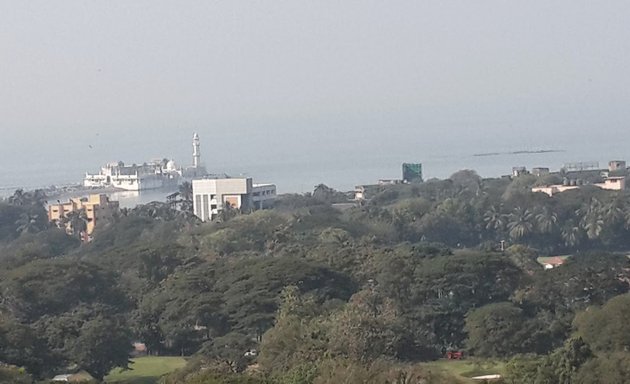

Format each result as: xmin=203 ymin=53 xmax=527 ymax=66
xmin=192 ymin=132 xmax=201 ymax=168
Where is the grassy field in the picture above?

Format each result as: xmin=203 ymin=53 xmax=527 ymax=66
xmin=418 ymin=359 xmax=506 ymax=382
xmin=105 ymin=356 xmax=187 ymax=384
xmin=105 ymin=356 xmax=503 ymax=383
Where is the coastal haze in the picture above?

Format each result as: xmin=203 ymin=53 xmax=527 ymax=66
xmin=2 ymin=1 xmax=630 ymax=196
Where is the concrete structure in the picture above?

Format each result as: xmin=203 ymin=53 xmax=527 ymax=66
xmin=378 ymin=179 xmax=403 ymax=185
xmin=355 ymin=186 xmax=366 ymax=201
xmin=599 ymin=176 xmax=626 ymax=191
xmin=182 ymin=133 xmax=208 ymax=178
xmin=48 ymin=194 xmax=119 ymax=237
xmin=51 ymin=371 xmax=95 ymax=382
xmin=532 ymin=176 xmax=626 ymax=197
xmin=192 ymin=178 xmax=276 ymax=221
xmin=532 ymin=167 xmax=550 ymax=177
xmin=512 ymin=166 xmax=528 ymax=177
xmin=192 ymin=132 xmax=201 ymax=168
xmin=562 ymin=161 xmax=599 ymax=172
xmin=402 ymin=163 xmax=423 ymax=183
xmin=354 ymin=184 xmax=395 ymax=201
xmin=84 ymin=160 xmax=180 ymax=191
xmin=531 ymin=185 xmax=580 ymax=196
xmin=85 ymin=133 xmax=207 ymax=190
xmin=538 ymin=256 xmax=568 ymax=270
xmin=252 ymin=183 xmax=277 ymax=209
xmin=609 ymin=160 xmax=626 ymax=172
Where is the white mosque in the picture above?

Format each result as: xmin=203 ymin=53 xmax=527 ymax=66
xmin=83 ymin=133 xmax=207 ymax=191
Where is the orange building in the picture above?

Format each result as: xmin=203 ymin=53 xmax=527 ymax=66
xmin=48 ymin=194 xmax=119 ymax=238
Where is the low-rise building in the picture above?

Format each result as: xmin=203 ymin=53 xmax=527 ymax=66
xmin=512 ymin=166 xmax=528 ymax=177
xmin=192 ymin=177 xmax=276 ymax=221
xmin=532 ymin=176 xmax=626 ymax=197
xmin=252 ymin=183 xmax=277 ymax=209
xmin=378 ymin=179 xmax=403 ymax=185
xmin=600 ymin=176 xmax=626 ymax=191
xmin=609 ymin=160 xmax=627 ymax=172
xmin=532 ymin=167 xmax=550 ymax=177
xmin=538 ymin=256 xmax=568 ymax=270
xmin=354 ymin=186 xmax=366 ymax=201
xmin=48 ymin=194 xmax=119 ymax=237
xmin=531 ymin=185 xmax=580 ymax=197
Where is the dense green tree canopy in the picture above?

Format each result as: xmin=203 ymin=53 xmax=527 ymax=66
xmin=573 ymin=293 xmax=630 ymax=352
xmin=1 ymin=174 xmax=630 ymax=382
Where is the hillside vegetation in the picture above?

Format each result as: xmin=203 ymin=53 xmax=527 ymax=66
xmin=1 ymin=172 xmax=630 ymax=383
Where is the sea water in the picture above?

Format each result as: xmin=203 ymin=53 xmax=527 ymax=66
xmin=1 ymin=122 xmax=628 ymax=204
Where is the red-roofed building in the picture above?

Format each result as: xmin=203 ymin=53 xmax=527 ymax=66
xmin=543 ymin=256 xmax=567 ymax=270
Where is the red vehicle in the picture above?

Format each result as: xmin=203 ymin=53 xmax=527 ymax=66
xmin=446 ymin=351 xmax=464 ymax=360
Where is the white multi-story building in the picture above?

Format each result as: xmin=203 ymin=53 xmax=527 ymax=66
xmin=84 ymin=133 xmax=207 ymax=191
xmin=192 ymin=178 xmax=276 ymax=221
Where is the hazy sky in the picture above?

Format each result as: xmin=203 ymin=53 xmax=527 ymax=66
xmin=1 ymin=1 xmax=630 ymax=188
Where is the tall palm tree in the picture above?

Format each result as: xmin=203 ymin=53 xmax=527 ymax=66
xmin=15 ymin=213 xmax=43 ymax=234
xmin=8 ymin=189 xmax=26 ymax=206
xmin=535 ymin=206 xmax=558 ymax=234
xmin=581 ymin=215 xmax=604 ymax=240
xmin=483 ymin=205 xmax=506 ymax=233
xmin=30 ymin=189 xmax=48 ymax=206
xmin=8 ymin=188 xmax=47 ymax=207
xmin=66 ymin=209 xmax=89 ymax=238
xmin=623 ymin=200 xmax=630 ymax=230
xmin=173 ymin=182 xmax=194 ymax=213
xmin=507 ymin=207 xmax=535 ymax=241
xmin=578 ymin=198 xmax=604 ymax=240
xmin=561 ymin=220 xmax=583 ymax=248
xmin=313 ymin=183 xmax=334 ymax=201
xmin=179 ymin=181 xmax=193 ymax=202
xmin=601 ymin=197 xmax=625 ymax=226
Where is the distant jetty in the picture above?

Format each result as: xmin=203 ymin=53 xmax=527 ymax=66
xmin=473 ymin=149 xmax=565 ymax=157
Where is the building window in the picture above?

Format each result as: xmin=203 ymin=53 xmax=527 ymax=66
xmin=195 ymin=194 xmax=202 ymax=217
xmin=202 ymin=194 xmax=210 ymax=221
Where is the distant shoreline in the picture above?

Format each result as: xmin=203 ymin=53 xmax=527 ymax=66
xmin=473 ymin=149 xmax=565 ymax=157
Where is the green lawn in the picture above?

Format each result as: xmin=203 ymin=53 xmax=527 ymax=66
xmin=105 ymin=356 xmax=187 ymax=384
xmin=418 ymin=359 xmax=506 ymax=382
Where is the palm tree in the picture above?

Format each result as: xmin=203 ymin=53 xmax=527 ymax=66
xmin=581 ymin=215 xmax=604 ymax=240
xmin=15 ymin=213 xmax=44 ymax=234
xmin=624 ymin=201 xmax=630 ymax=230
xmin=179 ymin=181 xmax=193 ymax=202
xmin=8 ymin=189 xmax=26 ymax=206
xmin=483 ymin=205 xmax=506 ymax=232
xmin=535 ymin=206 xmax=558 ymax=234
xmin=8 ymin=188 xmax=47 ymax=207
xmin=66 ymin=209 xmax=89 ymax=238
xmin=601 ymin=197 xmax=624 ymax=226
xmin=578 ymin=198 xmax=604 ymax=240
xmin=561 ymin=221 xmax=583 ymax=248
xmin=29 ymin=189 xmax=47 ymax=206
xmin=175 ymin=182 xmax=194 ymax=213
xmin=506 ymin=207 xmax=535 ymax=241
